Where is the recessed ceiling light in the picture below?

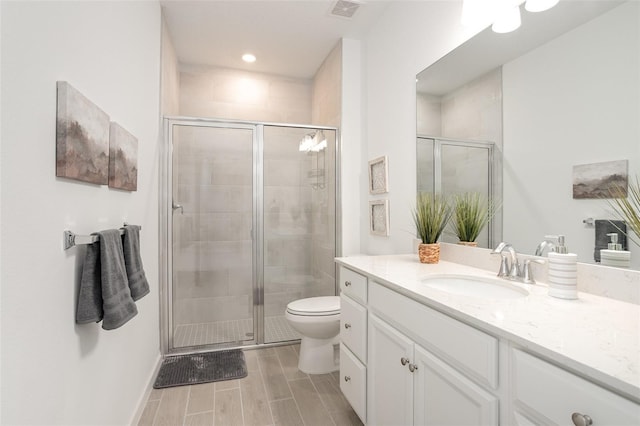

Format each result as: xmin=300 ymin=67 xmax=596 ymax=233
xmin=242 ymin=53 xmax=256 ymax=63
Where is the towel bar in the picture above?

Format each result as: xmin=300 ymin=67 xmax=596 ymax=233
xmin=63 ymin=225 xmax=141 ymax=250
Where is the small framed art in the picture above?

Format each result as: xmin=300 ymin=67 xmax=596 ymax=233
xmin=369 ymin=199 xmax=389 ymax=236
xmin=368 ymin=155 xmax=388 ymax=194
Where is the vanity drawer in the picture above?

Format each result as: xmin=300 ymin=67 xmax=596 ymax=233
xmin=339 ymin=266 xmax=367 ymax=303
xmin=369 ymin=281 xmax=498 ymax=389
xmin=340 ymin=344 xmax=366 ymax=423
xmin=511 ymin=349 xmax=640 ymax=425
xmin=340 ymin=294 xmax=367 ymax=363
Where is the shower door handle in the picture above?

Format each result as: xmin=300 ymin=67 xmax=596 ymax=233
xmin=172 ymin=201 xmax=184 ymax=214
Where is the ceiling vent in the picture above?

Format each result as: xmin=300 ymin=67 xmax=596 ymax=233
xmin=330 ymin=0 xmax=362 ymax=19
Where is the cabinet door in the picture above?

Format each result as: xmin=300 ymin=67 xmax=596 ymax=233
xmin=340 ymin=345 xmax=367 ymax=423
xmin=512 ymin=349 xmax=640 ymax=425
xmin=341 ymin=294 xmax=367 ymax=362
xmin=414 ymin=344 xmax=499 ymax=426
xmin=368 ymin=313 xmax=414 ymax=426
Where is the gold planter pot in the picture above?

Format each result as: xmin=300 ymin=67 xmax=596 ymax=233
xmin=418 ymin=243 xmax=440 ymax=264
xmin=457 ymin=241 xmax=478 ymax=247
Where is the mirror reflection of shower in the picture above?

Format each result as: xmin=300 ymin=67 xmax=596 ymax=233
xmin=299 ymin=130 xmax=326 ymax=190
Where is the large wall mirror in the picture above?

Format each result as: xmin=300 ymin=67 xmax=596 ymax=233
xmin=416 ymin=0 xmax=639 ymax=269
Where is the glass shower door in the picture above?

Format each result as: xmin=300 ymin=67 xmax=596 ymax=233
xmin=262 ymin=125 xmax=337 ymax=343
xmin=171 ymin=124 xmax=256 ymax=349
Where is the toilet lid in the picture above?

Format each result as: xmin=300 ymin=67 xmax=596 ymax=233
xmin=286 ymin=296 xmax=340 ymax=316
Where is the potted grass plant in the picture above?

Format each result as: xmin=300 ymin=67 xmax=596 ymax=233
xmin=450 ymin=192 xmax=498 ymax=247
xmin=608 ymin=175 xmax=640 ymax=247
xmin=412 ymin=192 xmax=452 ymax=263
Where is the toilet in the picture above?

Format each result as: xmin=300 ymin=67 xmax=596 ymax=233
xmin=285 ymin=296 xmax=341 ymax=374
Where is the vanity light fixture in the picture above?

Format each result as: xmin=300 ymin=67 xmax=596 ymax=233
xmin=299 ymin=130 xmax=327 ymax=153
xmin=299 ymin=134 xmax=315 ymax=152
xmin=242 ymin=53 xmax=256 ymax=63
xmin=462 ymin=0 xmax=559 ymax=34
xmin=492 ymin=4 xmax=521 ymax=33
xmin=525 ymin=0 xmax=559 ymax=13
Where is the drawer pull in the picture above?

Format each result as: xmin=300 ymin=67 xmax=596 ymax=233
xmin=344 ymin=375 xmax=351 ymax=382
xmin=400 ymin=357 xmax=409 ymax=366
xmin=344 ymin=280 xmax=352 ymax=287
xmin=344 ymin=323 xmax=351 ymax=329
xmin=408 ymin=363 xmax=418 ymax=373
xmin=571 ymin=413 xmax=593 ymax=426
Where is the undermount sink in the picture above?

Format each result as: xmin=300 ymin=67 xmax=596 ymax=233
xmin=421 ymin=274 xmax=529 ymax=299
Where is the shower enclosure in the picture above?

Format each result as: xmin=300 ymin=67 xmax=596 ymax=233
xmin=417 ymin=136 xmax=497 ymax=248
xmin=161 ymin=118 xmax=338 ymax=354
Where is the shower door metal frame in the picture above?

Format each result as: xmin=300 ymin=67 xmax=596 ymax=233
xmin=160 ymin=117 xmax=340 ymax=356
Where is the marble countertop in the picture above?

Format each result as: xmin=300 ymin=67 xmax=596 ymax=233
xmin=336 ymin=254 xmax=640 ymax=403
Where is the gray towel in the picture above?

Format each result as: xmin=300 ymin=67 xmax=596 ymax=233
xmin=122 ymin=225 xmax=150 ymax=301
xmin=76 ymin=240 xmax=103 ymax=324
xmin=98 ymin=229 xmax=138 ymax=330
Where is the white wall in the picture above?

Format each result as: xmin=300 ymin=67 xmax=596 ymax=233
xmin=341 ymin=38 xmax=363 ymax=256
xmin=361 ymin=0 xmax=480 ymax=254
xmin=503 ymin=1 xmax=640 ymax=268
xmin=0 ymin=2 xmax=161 ymax=425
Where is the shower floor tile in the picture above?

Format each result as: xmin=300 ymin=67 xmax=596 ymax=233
xmin=174 ymin=315 xmax=300 ymax=348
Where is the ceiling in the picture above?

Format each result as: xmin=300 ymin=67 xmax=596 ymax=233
xmin=160 ymin=0 xmax=392 ymax=80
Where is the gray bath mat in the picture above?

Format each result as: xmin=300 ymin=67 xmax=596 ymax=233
xmin=153 ymin=350 xmax=248 ymax=389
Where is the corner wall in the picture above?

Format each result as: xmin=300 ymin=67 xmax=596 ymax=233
xmin=0 ymin=2 xmax=162 ymax=424
xmin=361 ymin=1 xmax=480 ymax=254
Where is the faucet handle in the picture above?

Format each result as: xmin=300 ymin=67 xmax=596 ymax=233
xmin=491 ymin=252 xmax=510 ymax=277
xmin=522 ymin=258 xmax=546 ymax=284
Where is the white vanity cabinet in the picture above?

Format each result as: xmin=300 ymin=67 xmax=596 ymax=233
xmin=338 ymin=266 xmax=368 ymax=423
xmin=510 ymin=349 xmax=640 ymax=425
xmin=367 ymin=282 xmax=499 ymax=425
xmin=336 ymin=262 xmax=640 ymax=426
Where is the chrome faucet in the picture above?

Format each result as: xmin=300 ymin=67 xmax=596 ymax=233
xmin=534 ymin=240 xmax=556 ymax=256
xmin=491 ymin=242 xmax=520 ymax=279
xmin=492 ymin=242 xmax=546 ymax=284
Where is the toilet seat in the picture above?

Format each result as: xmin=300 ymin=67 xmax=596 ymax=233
xmin=286 ymin=296 xmax=340 ymax=317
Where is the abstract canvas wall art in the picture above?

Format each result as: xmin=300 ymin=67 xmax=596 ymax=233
xmin=108 ymin=122 xmax=138 ymax=191
xmin=573 ymin=159 xmax=628 ymax=199
xmin=56 ymin=81 xmax=110 ymax=184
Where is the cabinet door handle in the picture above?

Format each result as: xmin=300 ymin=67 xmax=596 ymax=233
xmin=400 ymin=357 xmax=409 ymax=366
xmin=408 ymin=363 xmax=418 ymax=373
xmin=571 ymin=413 xmax=593 ymax=426
xmin=344 ymin=280 xmax=351 ymax=287
xmin=344 ymin=375 xmax=351 ymax=382
xmin=344 ymin=323 xmax=351 ymax=329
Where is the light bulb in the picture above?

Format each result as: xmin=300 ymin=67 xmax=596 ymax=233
xmin=242 ymin=53 xmax=256 ymax=63
xmin=492 ymin=4 xmax=521 ymax=33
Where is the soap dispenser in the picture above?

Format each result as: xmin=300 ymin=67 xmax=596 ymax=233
xmin=547 ymin=235 xmax=579 ymax=300
xmin=600 ymin=232 xmax=631 ymax=268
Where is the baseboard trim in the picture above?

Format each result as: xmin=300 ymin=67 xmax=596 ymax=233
xmin=129 ymin=352 xmax=163 ymax=426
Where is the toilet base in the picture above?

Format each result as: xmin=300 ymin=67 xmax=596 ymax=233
xmin=298 ymin=336 xmax=339 ymax=374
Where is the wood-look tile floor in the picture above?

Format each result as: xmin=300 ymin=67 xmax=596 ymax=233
xmin=138 ymin=344 xmax=363 ymax=426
